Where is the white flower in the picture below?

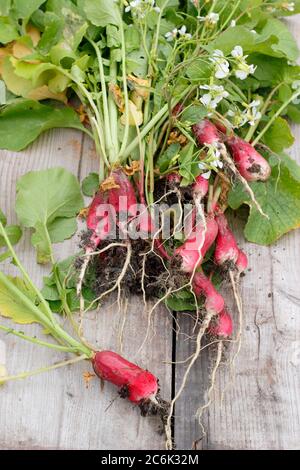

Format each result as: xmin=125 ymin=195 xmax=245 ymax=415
xmin=178 ymin=25 xmax=192 ymax=40
xmin=165 ymin=25 xmax=192 ymax=41
xmin=125 ymin=0 xmax=160 ymax=18
xmin=292 ymin=80 xmax=300 ymax=90
xmin=231 ymin=45 xmax=244 ymax=59
xmin=210 ymin=49 xmax=230 ymax=79
xmin=281 ymin=2 xmax=295 ymax=12
xmin=165 ymin=28 xmax=178 ymax=41
xmin=227 ymin=100 xmax=262 ymax=128
xmin=231 ymin=45 xmax=256 ymax=80
xmin=230 ymin=20 xmax=236 ymax=27
xmin=201 ymin=171 xmax=212 ymax=179
xmin=250 ymin=30 xmax=257 ymax=34
xmin=200 ymin=84 xmax=229 ymax=110
xmin=197 ymin=12 xmax=219 ymax=26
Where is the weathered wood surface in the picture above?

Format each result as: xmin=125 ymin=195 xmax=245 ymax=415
xmin=0 ymin=17 xmax=300 ymax=452
xmin=0 ymin=130 xmax=172 ymax=450
xmin=174 ymin=15 xmax=300 ymax=451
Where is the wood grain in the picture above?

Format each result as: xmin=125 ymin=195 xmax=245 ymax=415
xmin=0 ymin=130 xmax=172 ymax=450
xmin=174 ymin=16 xmax=300 ymax=451
xmin=1 ymin=17 xmax=300 ymax=450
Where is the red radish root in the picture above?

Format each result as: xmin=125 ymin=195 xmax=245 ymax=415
xmin=192 ymin=119 xmax=221 ymax=146
xmin=209 ymin=309 xmax=233 ymax=339
xmin=192 ymin=271 xmax=225 ymax=315
xmin=93 ymin=351 xmax=167 ymax=416
xmin=214 ymin=212 xmax=239 ymax=269
xmin=176 ymin=215 xmax=218 ymax=273
xmin=226 ymin=136 xmax=271 ymax=182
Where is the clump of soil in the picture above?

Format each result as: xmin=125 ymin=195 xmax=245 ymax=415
xmin=82 ymin=238 xmax=169 ymax=299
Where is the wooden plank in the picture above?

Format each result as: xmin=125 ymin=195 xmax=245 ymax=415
xmin=174 ymin=16 xmax=300 ymax=452
xmin=0 ymin=131 xmax=172 ymax=450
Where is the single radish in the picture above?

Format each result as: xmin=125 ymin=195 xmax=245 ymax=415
xmin=209 ymin=309 xmax=233 ymax=338
xmin=193 ymin=175 xmax=209 ymax=199
xmin=192 ymin=271 xmax=225 ymax=314
xmin=226 ymin=136 xmax=271 ymax=182
xmin=108 ymin=168 xmax=137 ymax=218
xmin=86 ymin=191 xmax=112 ymax=248
xmin=176 ymin=215 xmax=218 ymax=273
xmin=192 ymin=119 xmax=222 ymax=146
xmin=214 ymin=212 xmax=239 ymax=268
xmin=93 ymin=351 xmax=158 ymax=405
xmin=236 ymin=249 xmax=248 ymax=274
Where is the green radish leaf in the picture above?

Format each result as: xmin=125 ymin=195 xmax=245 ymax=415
xmin=0 ymin=210 xmax=7 ymax=226
xmin=0 ymin=275 xmax=42 ymax=324
xmin=13 ymin=0 xmax=47 ymax=19
xmin=166 ymin=289 xmax=197 ymax=312
xmin=0 ymin=225 xmax=22 ymax=248
xmin=157 ymin=143 xmax=180 ymax=173
xmin=0 ymin=100 xmax=84 ymax=151
xmin=0 ymin=0 xmax=11 ymax=16
xmin=15 ymin=168 xmax=84 ymax=264
xmin=228 ymin=153 xmax=300 ymax=245
xmin=181 ymin=105 xmax=208 ymax=124
xmin=0 ymin=17 xmax=19 ymax=43
xmin=82 ymin=172 xmax=99 ymax=197
xmin=262 ymin=117 xmax=295 ymax=153
xmin=83 ymin=0 xmax=121 ymax=28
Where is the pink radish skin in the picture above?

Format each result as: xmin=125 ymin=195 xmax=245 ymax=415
xmin=87 ymin=191 xmax=111 ymax=247
xmin=192 ymin=119 xmax=222 ymax=146
xmin=236 ymin=249 xmax=248 ymax=273
xmin=226 ymin=136 xmax=271 ymax=182
xmin=108 ymin=169 xmax=137 ymax=217
xmin=193 ymin=175 xmax=209 ymax=199
xmin=214 ymin=213 xmax=240 ymax=267
xmin=93 ymin=351 xmax=158 ymax=404
xmin=176 ymin=216 xmax=218 ymax=273
xmin=209 ymin=310 xmax=233 ymax=338
xmin=193 ymin=271 xmax=225 ymax=314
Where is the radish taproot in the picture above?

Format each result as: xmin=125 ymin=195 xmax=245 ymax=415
xmin=214 ymin=212 xmax=240 ymax=268
xmin=192 ymin=271 xmax=225 ymax=315
xmin=209 ymin=309 xmax=233 ymax=338
xmin=176 ymin=215 xmax=218 ymax=273
xmin=226 ymin=136 xmax=271 ymax=182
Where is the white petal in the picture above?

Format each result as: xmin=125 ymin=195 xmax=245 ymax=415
xmin=231 ymin=45 xmax=243 ymax=58
xmin=235 ymin=69 xmax=248 ymax=80
xmin=201 ymin=171 xmax=212 ymax=179
xmin=200 ymin=94 xmax=212 ymax=106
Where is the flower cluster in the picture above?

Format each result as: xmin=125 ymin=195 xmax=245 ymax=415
xmin=231 ymin=46 xmax=256 ymax=80
xmin=210 ymin=50 xmax=230 ymax=79
xmin=125 ymin=0 xmax=160 ymax=19
xmin=281 ymin=2 xmax=295 ymax=11
xmin=208 ymin=47 xmax=256 ymax=81
xmin=200 ymin=84 xmax=229 ymax=110
xmin=197 ymin=12 xmax=219 ymax=27
xmin=227 ymin=100 xmax=262 ymax=128
xmin=165 ymin=25 xmax=192 ymax=42
xmin=198 ymin=142 xmax=224 ymax=179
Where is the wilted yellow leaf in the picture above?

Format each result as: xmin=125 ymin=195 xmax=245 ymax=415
xmin=121 ymin=100 xmax=143 ymax=127
xmin=0 ymin=276 xmax=40 ymax=325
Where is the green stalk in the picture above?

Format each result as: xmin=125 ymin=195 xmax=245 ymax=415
xmin=220 ymin=0 xmax=242 ymax=30
xmin=0 ymin=355 xmax=87 ymax=384
xmin=108 ymin=58 xmax=120 ymax=160
xmin=0 ymin=222 xmax=54 ymax=325
xmin=122 ymin=104 xmax=170 ymax=160
xmin=118 ymin=16 xmax=130 ymax=159
xmin=253 ymin=89 xmax=300 ymax=146
xmin=88 ymin=39 xmax=115 ymax=162
xmin=0 ymin=223 xmax=92 ymax=357
xmin=245 ymin=83 xmax=283 ymax=142
xmin=0 ymin=325 xmax=78 ymax=353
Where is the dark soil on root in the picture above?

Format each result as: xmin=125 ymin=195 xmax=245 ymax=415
xmin=84 ymin=238 xmax=170 ymax=299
